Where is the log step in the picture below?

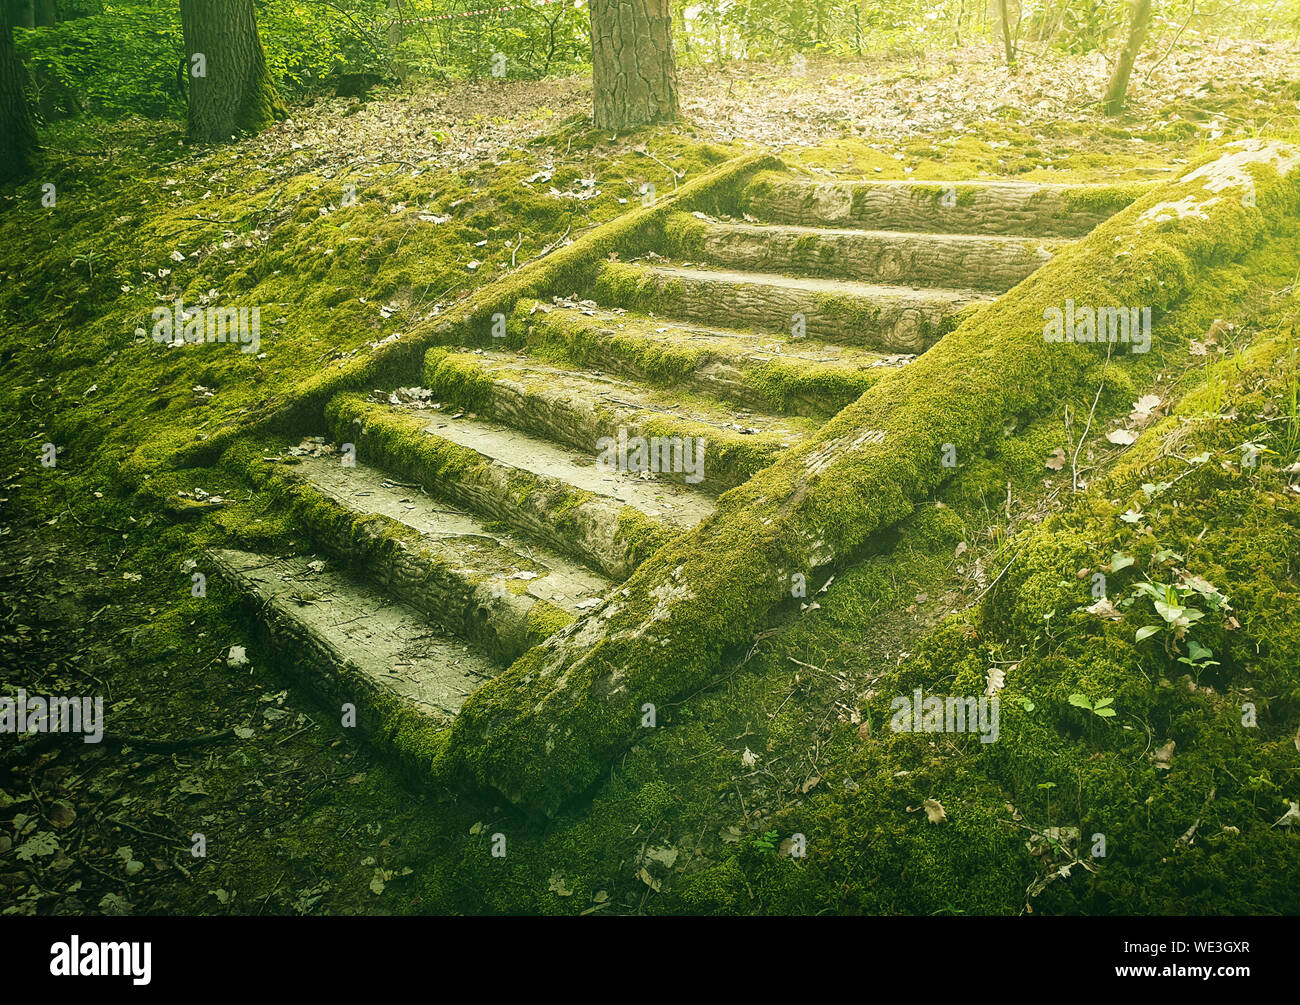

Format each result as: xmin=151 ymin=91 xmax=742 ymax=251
xmin=593 ymin=261 xmax=990 ymax=353
xmin=209 ymin=548 xmax=494 ymax=729
xmin=423 ymin=346 xmax=810 ymax=487
xmin=512 ymin=302 xmax=907 ymax=417
xmin=664 ymin=213 xmax=1064 ymax=291
xmin=325 ymin=392 xmax=707 ymax=580
xmin=272 ymin=454 xmax=610 ymax=662
xmin=739 ymin=172 xmax=1148 ymax=237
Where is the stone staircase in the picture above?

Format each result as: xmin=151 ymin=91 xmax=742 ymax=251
xmin=208 ymin=167 xmax=1132 ymax=776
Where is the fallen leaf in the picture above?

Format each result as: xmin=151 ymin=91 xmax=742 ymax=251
xmin=923 ymin=798 xmax=947 ymax=825
xmin=644 ymin=845 xmax=678 ymax=869
xmin=548 ymin=871 xmax=573 ymax=896
xmin=1086 ymin=597 xmax=1123 ymax=621
xmin=48 ymin=801 xmax=76 ymax=829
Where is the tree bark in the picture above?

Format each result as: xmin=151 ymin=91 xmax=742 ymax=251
xmin=0 ymin=1 xmax=37 ymax=181
xmin=589 ymin=0 xmax=678 ymax=131
xmin=35 ymin=0 xmax=53 ymax=26
xmin=181 ymin=0 xmax=285 ymax=143
xmin=9 ymin=0 xmax=33 ymax=29
xmin=997 ymin=0 xmax=1017 ymax=71
xmin=1103 ymin=0 xmax=1153 ymax=115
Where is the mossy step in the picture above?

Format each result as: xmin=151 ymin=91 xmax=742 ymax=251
xmin=593 ymin=261 xmax=990 ymax=353
xmin=424 ymin=346 xmax=808 ymax=487
xmin=739 ymin=171 xmax=1151 ymax=237
xmin=285 ymin=455 xmax=610 ymax=661
xmin=208 ymin=547 xmax=481 ymax=771
xmin=663 ymin=213 xmax=1065 ymax=291
xmin=326 ymin=392 xmax=702 ymax=581
xmin=511 ymin=302 xmax=904 ymax=418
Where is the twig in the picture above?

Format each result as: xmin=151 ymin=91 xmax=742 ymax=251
xmin=1071 ymin=343 xmax=1114 ymax=491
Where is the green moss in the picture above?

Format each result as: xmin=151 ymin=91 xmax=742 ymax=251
xmin=525 ymin=600 xmax=575 ymax=644
xmin=422 ymin=347 xmax=496 ymax=409
xmin=661 ymin=212 xmax=709 ymax=258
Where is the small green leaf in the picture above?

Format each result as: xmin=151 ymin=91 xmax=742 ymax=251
xmin=1135 ymin=625 xmax=1161 ymax=642
xmin=1094 ymin=707 xmax=1117 ymax=718
xmin=1068 ymin=694 xmax=1092 ymax=709
xmin=1154 ymin=600 xmax=1185 ymax=623
xmin=1110 ymin=552 xmax=1136 ymax=572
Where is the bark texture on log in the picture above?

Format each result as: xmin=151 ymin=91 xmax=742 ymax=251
xmin=589 ymin=0 xmax=679 ymax=131
xmin=693 ymin=221 xmax=1058 ymax=291
xmin=181 ymin=0 xmax=285 ymax=143
xmin=596 ymin=263 xmax=980 ymax=353
xmin=741 ymin=175 xmax=1141 ymax=237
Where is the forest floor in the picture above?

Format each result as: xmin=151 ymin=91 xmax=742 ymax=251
xmin=2 ymin=40 xmax=1299 ymax=916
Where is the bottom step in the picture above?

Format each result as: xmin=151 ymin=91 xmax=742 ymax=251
xmin=210 ymin=548 xmax=489 ymax=756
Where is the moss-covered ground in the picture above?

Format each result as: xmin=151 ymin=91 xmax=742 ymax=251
xmin=2 ymin=52 xmax=1297 ymax=915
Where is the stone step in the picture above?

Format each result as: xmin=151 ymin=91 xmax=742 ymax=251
xmin=739 ymin=172 xmax=1147 ymax=237
xmin=208 ymin=548 xmax=493 ymax=749
xmin=663 ymin=213 xmax=1064 ymax=291
xmin=423 ymin=346 xmax=809 ymax=487
xmin=266 ymin=453 xmax=611 ymax=662
xmin=325 ymin=392 xmax=708 ymax=580
xmin=594 ymin=261 xmax=990 ymax=353
xmin=511 ymin=301 xmax=909 ymax=417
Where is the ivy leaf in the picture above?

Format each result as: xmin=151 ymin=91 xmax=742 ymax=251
xmin=1135 ymin=625 xmax=1161 ymax=642
xmin=1109 ymin=552 xmax=1135 ymax=572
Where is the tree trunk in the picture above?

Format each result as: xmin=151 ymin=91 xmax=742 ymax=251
xmin=0 ymin=1 xmax=37 ymax=181
xmin=35 ymin=0 xmax=53 ymax=26
xmin=181 ymin=0 xmax=285 ymax=143
xmin=1103 ymin=0 xmax=1153 ymax=115
xmin=997 ymin=0 xmax=1016 ymax=71
xmin=9 ymin=0 xmax=33 ymax=29
xmin=589 ymin=0 xmax=678 ymax=131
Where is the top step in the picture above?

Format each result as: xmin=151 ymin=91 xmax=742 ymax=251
xmin=739 ymin=172 xmax=1147 ymax=238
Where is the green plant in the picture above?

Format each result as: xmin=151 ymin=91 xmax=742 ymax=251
xmin=1126 ymin=572 xmax=1231 ymax=666
xmin=753 ymin=830 xmax=779 ymax=856
xmin=1068 ymin=693 xmax=1116 ymax=718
